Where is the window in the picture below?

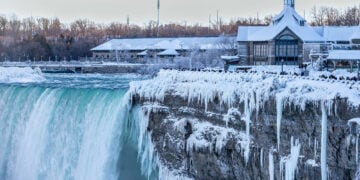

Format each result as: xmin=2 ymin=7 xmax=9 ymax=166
xmin=275 ymin=36 xmax=299 ymax=64
xmin=253 ymin=43 xmax=268 ymax=58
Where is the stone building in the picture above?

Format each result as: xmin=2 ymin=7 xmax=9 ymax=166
xmin=235 ymin=0 xmax=360 ymax=66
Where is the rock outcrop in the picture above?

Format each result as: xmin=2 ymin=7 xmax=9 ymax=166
xmin=128 ymin=70 xmax=360 ymax=180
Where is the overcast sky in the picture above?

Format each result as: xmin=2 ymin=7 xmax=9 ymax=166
xmin=0 ymin=0 xmax=359 ymax=25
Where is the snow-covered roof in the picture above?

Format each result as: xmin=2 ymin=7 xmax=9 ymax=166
xmin=238 ymin=6 xmax=324 ymax=42
xmin=313 ymin=26 xmax=359 ymax=42
xmin=237 ymin=27 xmax=266 ymax=41
xmin=137 ymin=50 xmax=148 ymax=56
xmin=350 ymin=26 xmax=360 ymax=42
xmin=236 ymin=5 xmax=359 ymax=42
xmin=327 ymin=50 xmax=360 ymax=60
xmin=91 ymin=37 xmax=236 ymax=51
xmin=221 ymin=55 xmax=239 ymax=61
xmin=157 ymin=49 xmax=179 ymax=56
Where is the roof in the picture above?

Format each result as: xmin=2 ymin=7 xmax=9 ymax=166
xmin=157 ymin=49 xmax=179 ymax=56
xmin=239 ymin=6 xmax=324 ymax=42
xmin=137 ymin=50 xmax=148 ymax=56
xmin=236 ymin=5 xmax=359 ymax=42
xmin=91 ymin=36 xmax=236 ymax=51
xmin=313 ymin=26 xmax=359 ymax=42
xmin=350 ymin=26 xmax=360 ymax=42
xmin=327 ymin=50 xmax=360 ymax=60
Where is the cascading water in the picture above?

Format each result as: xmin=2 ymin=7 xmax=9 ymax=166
xmin=0 ymin=71 xmax=152 ymax=180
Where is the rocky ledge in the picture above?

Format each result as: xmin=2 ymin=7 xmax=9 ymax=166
xmin=128 ymin=70 xmax=360 ymax=180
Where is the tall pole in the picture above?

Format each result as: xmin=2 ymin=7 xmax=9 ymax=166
xmin=157 ymin=0 xmax=160 ymax=38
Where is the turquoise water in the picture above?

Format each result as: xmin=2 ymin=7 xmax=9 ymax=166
xmin=0 ymin=73 xmax=148 ymax=180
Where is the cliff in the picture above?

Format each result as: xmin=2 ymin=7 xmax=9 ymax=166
xmin=126 ymin=70 xmax=360 ymax=180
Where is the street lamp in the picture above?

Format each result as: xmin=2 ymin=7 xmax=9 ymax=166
xmin=281 ymin=59 xmax=284 ymax=75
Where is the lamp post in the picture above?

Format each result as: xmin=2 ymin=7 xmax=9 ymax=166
xmin=281 ymin=59 xmax=284 ymax=75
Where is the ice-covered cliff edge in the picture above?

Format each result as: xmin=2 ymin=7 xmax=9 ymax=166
xmin=127 ymin=70 xmax=360 ymax=180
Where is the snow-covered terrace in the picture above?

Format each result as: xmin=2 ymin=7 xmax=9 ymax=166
xmin=130 ymin=69 xmax=360 ymax=110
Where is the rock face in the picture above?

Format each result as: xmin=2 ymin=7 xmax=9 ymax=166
xmin=128 ymin=70 xmax=360 ymax=180
xmin=133 ymin=95 xmax=360 ymax=180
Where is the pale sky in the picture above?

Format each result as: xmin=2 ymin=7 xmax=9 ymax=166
xmin=0 ymin=0 xmax=359 ymax=25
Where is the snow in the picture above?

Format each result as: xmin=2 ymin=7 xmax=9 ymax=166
xmin=220 ymin=55 xmax=239 ymax=61
xmin=305 ymin=159 xmax=319 ymax=167
xmin=137 ymin=50 xmax=148 ymax=56
xmin=327 ymin=50 xmax=360 ymax=60
xmin=348 ymin=118 xmax=360 ymax=127
xmin=246 ymin=6 xmax=324 ymax=42
xmin=184 ymin=119 xmax=249 ymax=156
xmin=350 ymin=26 xmax=360 ymax=42
xmin=0 ymin=67 xmax=45 ymax=83
xmin=236 ymin=5 xmax=359 ymax=43
xmin=222 ymin=108 xmax=241 ymax=128
xmin=127 ymin=69 xmax=360 ymax=179
xmin=157 ymin=49 xmax=179 ymax=56
xmin=91 ymin=36 xmax=236 ymax=51
xmin=313 ymin=26 xmax=359 ymax=42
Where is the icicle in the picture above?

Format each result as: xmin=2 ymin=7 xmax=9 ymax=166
xmin=280 ymin=137 xmax=301 ymax=180
xmin=260 ymin=148 xmax=264 ymax=167
xmin=245 ymin=95 xmax=251 ymax=137
xmin=276 ymin=95 xmax=284 ymax=150
xmin=320 ymin=101 xmax=328 ymax=180
xmin=356 ymin=134 xmax=359 ymax=165
xmin=269 ymin=150 xmax=274 ymax=180
xmin=244 ymin=93 xmax=251 ymax=164
xmin=314 ymin=138 xmax=317 ymax=160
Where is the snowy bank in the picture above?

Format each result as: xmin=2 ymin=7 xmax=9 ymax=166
xmin=0 ymin=67 xmax=44 ymax=83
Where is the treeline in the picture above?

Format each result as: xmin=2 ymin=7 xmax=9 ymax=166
xmin=310 ymin=5 xmax=360 ymax=26
xmin=0 ymin=4 xmax=359 ymax=61
xmin=0 ymin=15 xmax=269 ymax=61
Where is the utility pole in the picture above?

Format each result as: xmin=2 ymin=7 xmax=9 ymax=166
xmin=208 ymin=14 xmax=211 ymax=34
xmin=157 ymin=0 xmax=160 ymax=37
xmin=216 ymin=10 xmax=219 ymax=31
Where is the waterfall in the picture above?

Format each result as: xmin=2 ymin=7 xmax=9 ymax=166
xmin=0 ymin=85 xmax=149 ymax=180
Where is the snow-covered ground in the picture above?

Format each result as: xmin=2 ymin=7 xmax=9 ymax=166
xmin=0 ymin=67 xmax=45 ymax=83
xmin=248 ymin=65 xmax=359 ymax=79
xmin=130 ymin=69 xmax=360 ymax=108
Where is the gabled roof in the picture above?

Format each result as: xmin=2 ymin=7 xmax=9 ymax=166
xmin=157 ymin=49 xmax=179 ymax=56
xmin=242 ymin=6 xmax=324 ymax=42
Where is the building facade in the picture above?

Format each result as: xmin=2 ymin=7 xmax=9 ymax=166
xmin=90 ymin=36 xmax=237 ymax=62
xmin=236 ymin=0 xmax=360 ymax=66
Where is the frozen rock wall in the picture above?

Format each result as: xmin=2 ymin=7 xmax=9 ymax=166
xmin=127 ymin=70 xmax=360 ymax=180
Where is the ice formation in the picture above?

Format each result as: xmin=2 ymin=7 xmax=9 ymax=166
xmin=321 ymin=101 xmax=328 ymax=180
xmin=127 ymin=69 xmax=360 ymax=179
xmin=269 ymin=150 xmax=274 ymax=180
xmin=280 ymin=137 xmax=301 ymax=180
xmin=0 ymin=67 xmax=44 ymax=83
